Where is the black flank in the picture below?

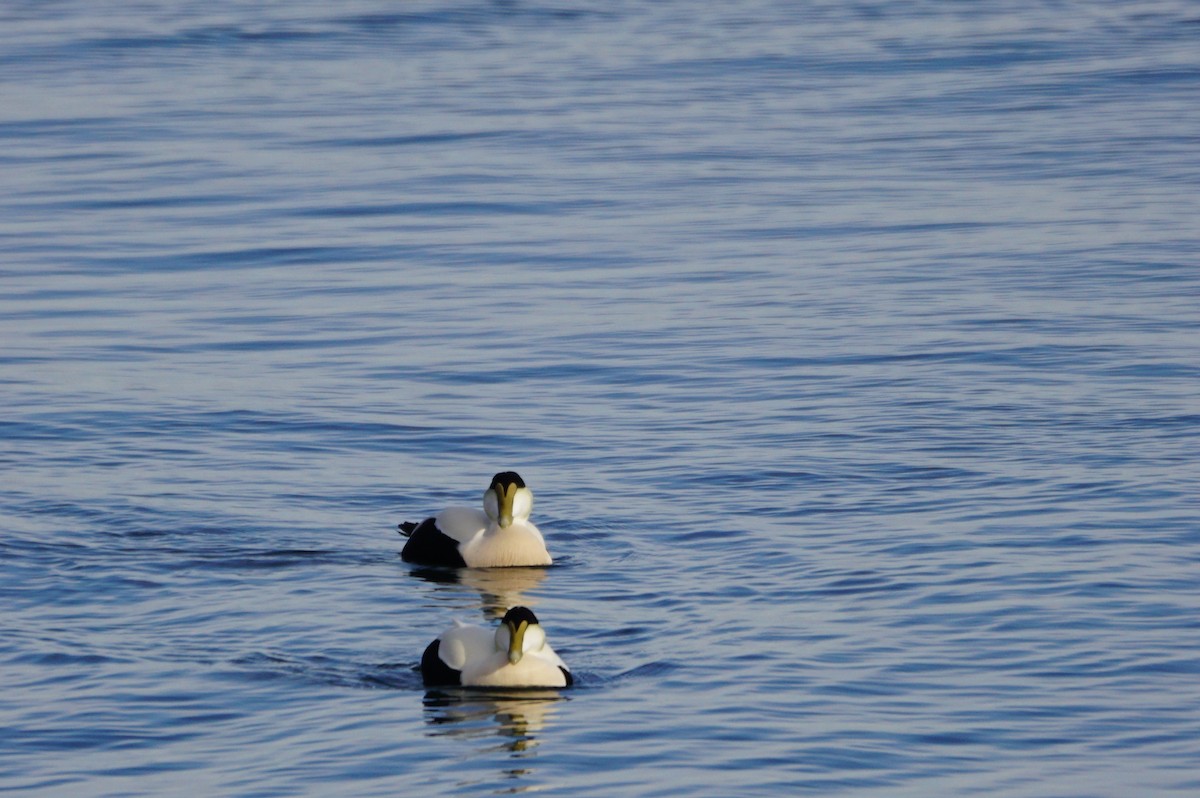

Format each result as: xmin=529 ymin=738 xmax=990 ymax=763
xmin=400 ymin=517 xmax=467 ymax=567
xmin=420 ymin=639 xmax=462 ymax=687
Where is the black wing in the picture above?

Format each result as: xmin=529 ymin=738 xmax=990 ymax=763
xmin=420 ymin=639 xmax=462 ymax=687
xmin=400 ymin=517 xmax=468 ymax=567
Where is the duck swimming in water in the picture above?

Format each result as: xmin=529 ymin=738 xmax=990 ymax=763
xmin=398 ymin=471 xmax=551 ymax=568
xmin=421 ymin=606 xmax=572 ymax=688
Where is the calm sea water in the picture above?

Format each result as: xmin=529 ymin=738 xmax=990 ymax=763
xmin=3 ymin=1 xmax=1199 ymax=795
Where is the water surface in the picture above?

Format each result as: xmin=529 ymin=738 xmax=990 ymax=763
xmin=2 ymin=1 xmax=1199 ymax=795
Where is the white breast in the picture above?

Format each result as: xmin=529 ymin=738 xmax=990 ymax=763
xmin=462 ymin=647 xmax=570 ymax=688
xmin=459 ymin=520 xmax=551 ymax=567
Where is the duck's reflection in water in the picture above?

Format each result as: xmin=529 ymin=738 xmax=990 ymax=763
xmin=423 ymin=688 xmax=566 ymax=763
xmin=409 ymin=566 xmax=549 ymax=620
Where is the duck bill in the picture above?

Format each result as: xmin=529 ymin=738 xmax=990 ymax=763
xmin=497 ymin=484 xmax=516 ymax=528
xmin=507 ymin=620 xmax=528 ymax=665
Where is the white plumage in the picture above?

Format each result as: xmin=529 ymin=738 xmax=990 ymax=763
xmin=421 ymin=606 xmax=572 ymax=688
xmin=399 ymin=471 xmax=551 ymax=568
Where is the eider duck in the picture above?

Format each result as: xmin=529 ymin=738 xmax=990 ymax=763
xmin=398 ymin=472 xmax=551 ymax=568
xmin=421 ymin=606 xmax=572 ymax=688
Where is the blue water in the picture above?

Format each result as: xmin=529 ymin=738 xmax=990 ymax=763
xmin=3 ymin=1 xmax=1199 ymax=795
